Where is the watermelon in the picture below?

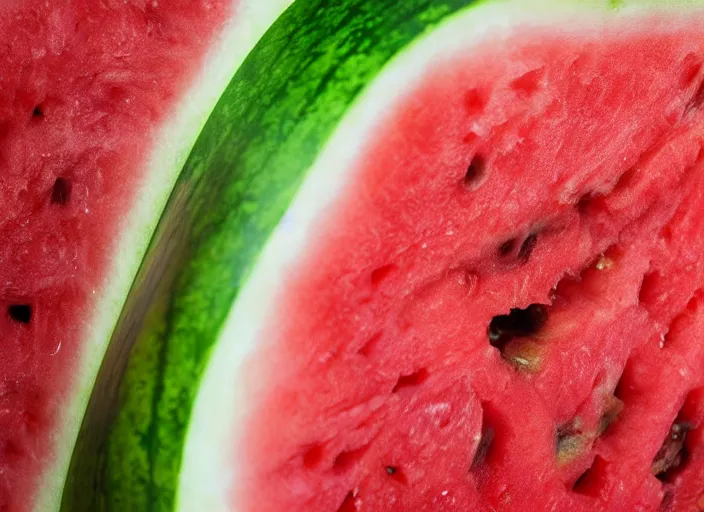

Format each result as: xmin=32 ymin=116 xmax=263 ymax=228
xmin=69 ymin=0 xmax=704 ymax=510
xmin=0 ymin=1 xmax=291 ymax=510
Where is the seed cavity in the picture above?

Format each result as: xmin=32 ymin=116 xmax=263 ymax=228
xmin=392 ymin=368 xmax=429 ymax=393
xmin=517 ymin=233 xmax=538 ymax=263
xmin=638 ymin=271 xmax=661 ymax=309
xmin=502 ymin=340 xmax=545 ymax=373
xmin=370 ymin=264 xmax=396 ymax=287
xmin=51 ymin=177 xmax=72 ymax=205
xmin=463 ymin=131 xmax=480 ymax=145
xmin=680 ymin=54 xmax=702 ymax=87
xmin=487 ymin=304 xmax=548 ymax=350
xmin=556 ymin=422 xmax=588 ymax=466
xmin=595 ymin=255 xmax=614 ymax=271
xmin=614 ymin=363 xmax=635 ymax=403
xmin=572 ymin=455 xmax=608 ymax=496
xmin=497 ymin=238 xmax=517 ymax=258
xmin=302 ymin=444 xmax=324 ymax=469
xmin=465 ymin=88 xmax=487 ymax=115
xmin=659 ymin=490 xmax=675 ymax=512
xmin=471 ymin=402 xmax=499 ymax=471
xmin=8 ymin=304 xmax=32 ymax=324
xmin=334 ymin=444 xmax=369 ymax=472
xmin=385 ymin=465 xmax=408 ymax=484
xmin=576 ymin=192 xmax=595 ymax=214
xmin=652 ymin=422 xmax=692 ymax=481
xmin=614 ymin=167 xmax=636 ymax=192
xmin=598 ymin=395 xmax=624 ymax=436
xmin=509 ymin=67 xmax=545 ymax=99
xmin=497 ymin=232 xmax=539 ymax=263
xmin=358 ymin=332 xmax=382 ymax=358
xmin=471 ymin=425 xmax=494 ymax=470
xmin=336 ymin=491 xmax=357 ymax=512
xmin=463 ymin=155 xmax=486 ymax=189
xmin=576 ymin=190 xmax=609 ymax=217
xmin=686 ymin=80 xmax=704 ymax=117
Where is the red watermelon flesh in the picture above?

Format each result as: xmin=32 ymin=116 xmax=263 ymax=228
xmin=242 ymin=19 xmax=704 ymax=512
xmin=0 ymin=1 xmax=231 ymax=508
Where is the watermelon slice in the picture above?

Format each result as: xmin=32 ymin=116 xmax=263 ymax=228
xmin=0 ymin=1 xmax=291 ymax=510
xmin=71 ymin=0 xmax=704 ymax=510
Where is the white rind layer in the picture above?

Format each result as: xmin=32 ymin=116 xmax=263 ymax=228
xmin=37 ymin=1 xmax=294 ymax=510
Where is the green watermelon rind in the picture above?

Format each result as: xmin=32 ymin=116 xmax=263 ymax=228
xmin=49 ymin=1 xmax=294 ymax=511
xmin=71 ymin=0 xmax=704 ymax=511
xmin=94 ymin=3 xmax=486 ymax=510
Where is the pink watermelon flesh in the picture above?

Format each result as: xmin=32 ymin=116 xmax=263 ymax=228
xmin=243 ymin=19 xmax=704 ymax=512
xmin=0 ymin=1 xmax=230 ymax=508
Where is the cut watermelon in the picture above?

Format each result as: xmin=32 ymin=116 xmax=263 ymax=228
xmin=0 ymin=1 xmax=290 ymax=510
xmin=73 ymin=0 xmax=704 ymax=510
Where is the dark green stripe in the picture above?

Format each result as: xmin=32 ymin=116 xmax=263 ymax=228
xmin=63 ymin=0 xmax=480 ymax=510
xmin=146 ymin=290 xmax=177 ymax=511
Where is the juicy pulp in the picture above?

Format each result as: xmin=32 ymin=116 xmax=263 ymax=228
xmin=0 ymin=1 xmax=232 ymax=510
xmin=240 ymin=14 xmax=704 ymax=512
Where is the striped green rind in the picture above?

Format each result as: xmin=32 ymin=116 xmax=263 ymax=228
xmin=63 ymin=0 xmax=704 ymax=511
xmin=69 ymin=2 xmax=485 ymax=510
xmin=56 ymin=0 xmax=296 ymax=509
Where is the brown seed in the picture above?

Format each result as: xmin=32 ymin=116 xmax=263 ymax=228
xmin=598 ymin=396 xmax=624 ymax=436
xmin=556 ymin=433 xmax=589 ymax=466
xmin=502 ymin=340 xmax=545 ymax=373
xmin=652 ymin=422 xmax=691 ymax=479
